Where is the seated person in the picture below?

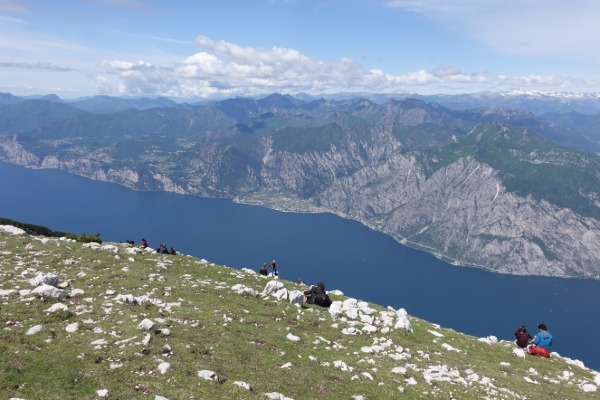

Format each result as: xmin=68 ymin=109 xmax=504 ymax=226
xmin=304 ymin=282 xmax=332 ymax=307
xmin=529 ymin=323 xmax=553 ymax=349
xmin=514 ymin=325 xmax=532 ymax=348
xmin=259 ymin=263 xmax=268 ymax=276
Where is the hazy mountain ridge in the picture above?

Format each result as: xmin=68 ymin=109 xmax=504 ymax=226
xmin=1 ymin=93 xmax=599 ymax=279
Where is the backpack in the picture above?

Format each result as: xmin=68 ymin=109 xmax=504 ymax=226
xmin=314 ymin=293 xmax=332 ymax=308
xmin=528 ymin=345 xmax=550 ymax=358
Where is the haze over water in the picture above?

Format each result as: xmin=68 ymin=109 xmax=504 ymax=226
xmin=2 ymin=162 xmax=599 ymax=371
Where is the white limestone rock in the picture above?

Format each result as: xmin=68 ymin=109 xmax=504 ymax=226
xmin=26 ymin=325 xmax=43 ymax=335
xmin=478 ymin=335 xmax=498 ymax=344
xmin=0 ymin=225 xmax=27 ymax=235
xmin=263 ymin=392 xmax=294 ymax=400
xmin=101 ymin=244 xmax=119 ymax=253
xmin=393 ymin=308 xmax=413 ymax=332
xmin=69 ymin=288 xmax=85 ymax=298
xmin=441 ymin=343 xmax=461 ymax=352
xmin=262 ymin=280 xmax=285 ymax=297
xmin=66 ymin=322 xmax=79 ymax=333
xmin=45 ymin=303 xmax=69 ymax=313
xmin=513 ymin=348 xmax=526 ymax=359
xmin=233 ymin=381 xmax=251 ymax=390
xmin=29 ymin=273 xmax=60 ymax=287
xmin=138 ymin=318 xmax=159 ymax=333
xmin=286 ymin=333 xmax=300 ymax=342
xmin=288 ymin=290 xmax=305 ymax=306
xmin=157 ymin=362 xmax=171 ymax=375
xmin=231 ymin=284 xmax=258 ymax=297
xmin=197 ymin=369 xmax=219 ymax=381
xmin=32 ymin=284 xmax=64 ymax=301
xmin=581 ymin=383 xmax=597 ymax=392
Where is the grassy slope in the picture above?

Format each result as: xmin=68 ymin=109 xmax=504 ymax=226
xmin=0 ymin=230 xmax=598 ymax=400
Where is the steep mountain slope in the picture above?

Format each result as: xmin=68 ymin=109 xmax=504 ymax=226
xmin=1 ymin=95 xmax=599 ymax=279
xmin=1 ymin=228 xmax=598 ymax=399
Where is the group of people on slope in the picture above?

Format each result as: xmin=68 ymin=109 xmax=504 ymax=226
xmin=514 ymin=323 xmax=553 ymax=357
xmin=156 ymin=242 xmax=177 ymax=255
xmin=133 ymin=238 xmax=177 ymax=255
xmin=259 ymin=260 xmax=278 ymax=277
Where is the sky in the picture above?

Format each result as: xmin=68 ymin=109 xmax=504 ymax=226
xmin=1 ymin=0 xmax=600 ymax=100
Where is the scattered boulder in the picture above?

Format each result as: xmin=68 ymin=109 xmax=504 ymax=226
xmin=0 ymin=289 xmax=18 ymax=297
xmin=45 ymin=303 xmax=69 ymax=313
xmin=0 ymin=225 xmax=27 ymax=235
xmin=581 ymin=383 xmax=597 ymax=392
xmin=478 ymin=336 xmax=498 ymax=344
xmin=288 ymin=290 xmax=304 ymax=306
xmin=157 ymin=362 xmax=171 ymax=375
xmin=233 ymin=381 xmax=251 ymax=390
xmin=197 ymin=370 xmax=219 ymax=381
xmin=29 ymin=273 xmax=60 ymax=288
xmin=69 ymin=288 xmax=85 ymax=298
xmin=329 ymin=299 xmax=412 ymax=333
xmin=138 ymin=318 xmax=160 ymax=333
xmin=286 ymin=333 xmax=300 ymax=342
xmin=513 ymin=348 xmax=526 ymax=359
xmin=262 ymin=280 xmax=287 ymax=299
xmin=231 ymin=284 xmax=258 ymax=297
xmin=25 ymin=325 xmax=43 ymax=335
xmin=32 ymin=284 xmax=65 ymax=301
xmin=65 ymin=322 xmax=79 ymax=333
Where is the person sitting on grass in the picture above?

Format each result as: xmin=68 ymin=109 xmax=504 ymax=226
xmin=304 ymin=282 xmax=332 ymax=307
xmin=514 ymin=325 xmax=532 ymax=348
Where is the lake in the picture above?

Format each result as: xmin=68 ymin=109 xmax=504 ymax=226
xmin=2 ymin=162 xmax=599 ymax=371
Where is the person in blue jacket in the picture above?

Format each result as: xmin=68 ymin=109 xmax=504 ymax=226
xmin=529 ymin=323 xmax=553 ymax=349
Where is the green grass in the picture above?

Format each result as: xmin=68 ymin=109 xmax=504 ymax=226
xmin=0 ymin=231 xmax=598 ymax=399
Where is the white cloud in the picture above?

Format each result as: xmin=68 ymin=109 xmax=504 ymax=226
xmin=94 ymin=35 xmax=599 ymax=97
xmin=0 ymin=61 xmax=72 ymax=71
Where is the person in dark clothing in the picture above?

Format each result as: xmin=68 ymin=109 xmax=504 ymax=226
xmin=156 ymin=243 xmax=168 ymax=254
xmin=259 ymin=263 xmax=268 ymax=276
xmin=169 ymin=247 xmax=177 ymax=255
xmin=269 ymin=259 xmax=278 ymax=276
xmin=304 ymin=282 xmax=332 ymax=307
xmin=514 ymin=325 xmax=532 ymax=348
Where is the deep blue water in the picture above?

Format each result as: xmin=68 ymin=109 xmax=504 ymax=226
xmin=2 ymin=162 xmax=599 ymax=371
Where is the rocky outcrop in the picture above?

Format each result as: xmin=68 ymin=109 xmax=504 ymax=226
xmin=317 ymin=155 xmax=600 ymax=278
xmin=0 ymin=135 xmax=41 ymax=166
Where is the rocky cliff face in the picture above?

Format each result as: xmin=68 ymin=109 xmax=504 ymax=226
xmin=1 ymin=96 xmax=599 ymax=279
xmin=316 ymin=155 xmax=600 ymax=278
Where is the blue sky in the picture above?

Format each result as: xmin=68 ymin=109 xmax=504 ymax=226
xmin=1 ymin=0 xmax=599 ymax=99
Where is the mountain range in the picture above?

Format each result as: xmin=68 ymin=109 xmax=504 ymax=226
xmin=1 ymin=91 xmax=599 ymax=279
